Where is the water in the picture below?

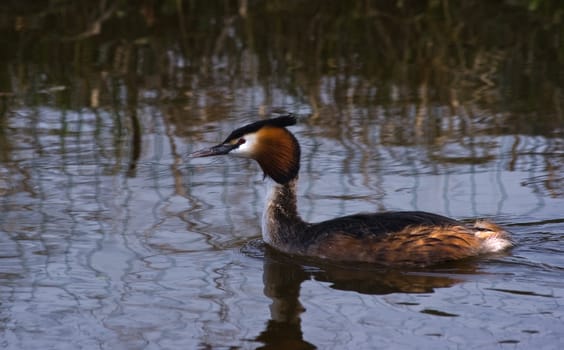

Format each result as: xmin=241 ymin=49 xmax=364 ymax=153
xmin=1 ymin=1 xmax=563 ymax=349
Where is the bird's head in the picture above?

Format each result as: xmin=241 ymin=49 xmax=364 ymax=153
xmin=190 ymin=115 xmax=301 ymax=184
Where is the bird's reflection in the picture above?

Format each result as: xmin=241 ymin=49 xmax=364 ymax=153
xmin=255 ymin=250 xmax=314 ymax=350
xmin=250 ymin=241 xmax=482 ymax=349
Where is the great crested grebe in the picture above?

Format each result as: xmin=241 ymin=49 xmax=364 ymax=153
xmin=190 ymin=115 xmax=513 ymax=266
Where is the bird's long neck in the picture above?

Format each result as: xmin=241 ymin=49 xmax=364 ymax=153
xmin=262 ymin=178 xmax=308 ymax=253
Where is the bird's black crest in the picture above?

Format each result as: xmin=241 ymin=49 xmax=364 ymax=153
xmin=223 ymin=115 xmax=297 ymax=143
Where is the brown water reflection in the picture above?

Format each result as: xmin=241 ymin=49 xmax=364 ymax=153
xmin=246 ymin=241 xmax=478 ymax=349
xmin=1 ymin=1 xmax=564 ymax=349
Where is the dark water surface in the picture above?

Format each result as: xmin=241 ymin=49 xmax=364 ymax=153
xmin=1 ymin=1 xmax=563 ymax=349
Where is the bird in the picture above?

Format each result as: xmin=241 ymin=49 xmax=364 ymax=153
xmin=190 ymin=115 xmax=513 ymax=266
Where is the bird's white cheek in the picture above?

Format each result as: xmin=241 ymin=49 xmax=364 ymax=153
xmin=231 ymin=135 xmax=257 ymax=158
xmin=231 ymin=146 xmax=251 ymax=157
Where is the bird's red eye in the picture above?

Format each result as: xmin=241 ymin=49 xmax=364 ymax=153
xmin=238 ymin=138 xmax=246 ymax=145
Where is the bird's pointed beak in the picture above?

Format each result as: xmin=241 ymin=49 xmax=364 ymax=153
xmin=189 ymin=143 xmax=237 ymax=158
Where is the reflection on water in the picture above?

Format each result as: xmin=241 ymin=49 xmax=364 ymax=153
xmin=246 ymin=240 xmax=478 ymax=349
xmin=1 ymin=1 xmax=564 ymax=349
